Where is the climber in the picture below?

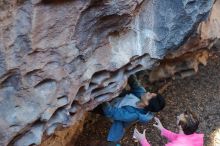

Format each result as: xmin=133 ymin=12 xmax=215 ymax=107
xmin=133 ymin=111 xmax=203 ymax=146
xmin=94 ymin=74 xmax=165 ymax=145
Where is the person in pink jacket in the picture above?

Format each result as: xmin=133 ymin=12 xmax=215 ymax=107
xmin=133 ymin=111 xmax=204 ymax=146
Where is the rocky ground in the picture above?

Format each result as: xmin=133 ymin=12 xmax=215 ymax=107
xmin=76 ymin=50 xmax=220 ymax=146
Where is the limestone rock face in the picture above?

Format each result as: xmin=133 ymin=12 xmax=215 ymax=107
xmin=149 ymin=0 xmax=220 ymax=82
xmin=0 ymin=0 xmax=214 ymax=145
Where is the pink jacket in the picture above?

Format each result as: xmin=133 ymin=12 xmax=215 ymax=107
xmin=140 ymin=128 xmax=204 ymax=146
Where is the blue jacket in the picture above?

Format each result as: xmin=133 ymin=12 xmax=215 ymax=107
xmin=102 ymin=83 xmax=154 ymax=142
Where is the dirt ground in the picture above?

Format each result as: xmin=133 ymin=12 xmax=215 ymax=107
xmin=76 ymin=51 xmax=220 ymax=146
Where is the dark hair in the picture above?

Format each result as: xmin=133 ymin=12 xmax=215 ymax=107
xmin=178 ymin=111 xmax=199 ymax=135
xmin=144 ymin=94 xmax=165 ymax=112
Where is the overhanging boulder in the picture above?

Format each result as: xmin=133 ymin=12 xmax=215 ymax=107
xmin=0 ymin=0 xmax=216 ymax=145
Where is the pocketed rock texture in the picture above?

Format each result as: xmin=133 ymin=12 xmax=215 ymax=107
xmin=0 ymin=0 xmax=216 ymax=146
xmin=76 ymin=49 xmax=220 ymax=146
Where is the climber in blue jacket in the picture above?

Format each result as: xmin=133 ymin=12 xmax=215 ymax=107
xmin=101 ymin=74 xmax=166 ymax=144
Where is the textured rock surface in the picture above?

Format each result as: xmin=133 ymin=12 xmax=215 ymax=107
xmin=40 ymin=112 xmax=87 ymax=146
xmin=0 ymin=0 xmax=215 ymax=145
xmin=149 ymin=0 xmax=220 ymax=82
